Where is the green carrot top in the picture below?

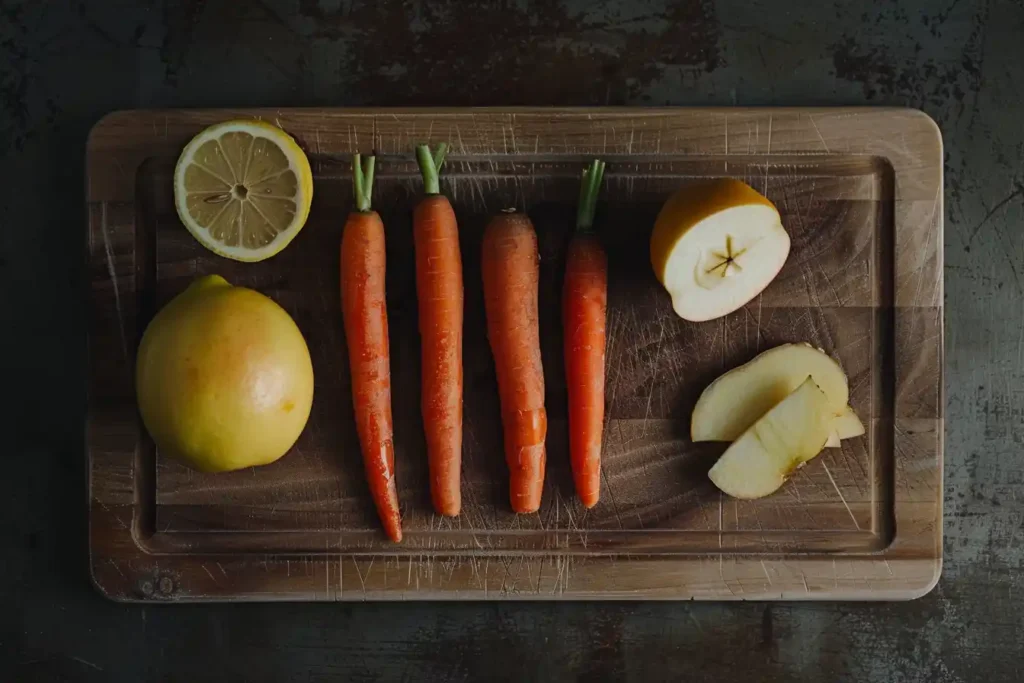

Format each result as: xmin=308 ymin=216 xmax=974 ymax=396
xmin=576 ymin=159 xmax=606 ymax=233
xmin=352 ymin=153 xmax=376 ymax=212
xmin=415 ymin=143 xmax=449 ymax=196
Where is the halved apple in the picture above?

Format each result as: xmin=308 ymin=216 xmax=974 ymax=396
xmin=708 ymin=377 xmax=831 ymax=499
xmin=650 ymin=178 xmax=790 ymax=322
xmin=691 ymin=343 xmax=862 ymax=448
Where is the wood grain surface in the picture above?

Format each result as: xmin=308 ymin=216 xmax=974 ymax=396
xmin=86 ymin=107 xmax=942 ymax=601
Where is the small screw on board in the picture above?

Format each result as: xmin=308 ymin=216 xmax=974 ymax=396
xmin=136 ymin=570 xmax=179 ymax=599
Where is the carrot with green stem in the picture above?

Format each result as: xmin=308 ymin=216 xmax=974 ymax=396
xmin=563 ymin=159 xmax=607 ymax=508
xmin=413 ymin=143 xmax=464 ymax=517
xmin=340 ymin=153 xmax=402 ymax=542
xmin=482 ymin=210 xmax=547 ymax=514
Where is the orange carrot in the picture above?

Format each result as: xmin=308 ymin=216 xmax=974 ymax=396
xmin=413 ymin=143 xmax=464 ymax=517
xmin=563 ymin=160 xmax=607 ymax=508
xmin=340 ymin=154 xmax=402 ymax=542
xmin=481 ymin=211 xmax=547 ymax=513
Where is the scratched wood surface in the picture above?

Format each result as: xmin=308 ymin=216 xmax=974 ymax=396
xmin=87 ymin=108 xmax=942 ymax=601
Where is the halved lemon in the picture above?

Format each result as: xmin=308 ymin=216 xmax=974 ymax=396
xmin=173 ymin=120 xmax=314 ymax=262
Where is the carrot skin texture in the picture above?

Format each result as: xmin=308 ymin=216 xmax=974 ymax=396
xmin=563 ymin=235 xmax=607 ymax=508
xmin=481 ymin=213 xmax=547 ymax=513
xmin=413 ymin=195 xmax=464 ymax=516
xmin=340 ymin=209 xmax=403 ymax=542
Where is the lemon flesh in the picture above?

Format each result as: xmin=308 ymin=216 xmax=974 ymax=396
xmin=136 ymin=275 xmax=314 ymax=472
xmin=174 ymin=120 xmax=314 ymax=262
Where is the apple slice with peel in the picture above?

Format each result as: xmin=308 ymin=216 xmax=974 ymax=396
xmin=833 ymin=406 xmax=865 ymax=439
xmin=709 ymin=377 xmax=832 ymax=499
xmin=825 ymin=406 xmax=866 ymax=446
xmin=650 ymin=178 xmax=790 ymax=322
xmin=691 ymin=343 xmax=863 ymax=448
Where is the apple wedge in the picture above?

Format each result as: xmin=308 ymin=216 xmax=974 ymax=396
xmin=708 ymin=377 xmax=831 ymax=499
xmin=650 ymin=178 xmax=791 ymax=322
xmin=691 ymin=343 xmax=863 ymax=448
xmin=825 ymin=406 xmax=866 ymax=446
xmin=833 ymin=405 xmax=866 ymax=439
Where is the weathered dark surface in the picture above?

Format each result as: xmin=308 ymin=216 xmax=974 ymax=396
xmin=0 ymin=0 xmax=1019 ymax=680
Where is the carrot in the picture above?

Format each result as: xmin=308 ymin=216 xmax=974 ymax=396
xmin=413 ymin=143 xmax=464 ymax=517
xmin=481 ymin=211 xmax=547 ymax=513
xmin=563 ymin=160 xmax=607 ymax=508
xmin=340 ymin=153 xmax=402 ymax=542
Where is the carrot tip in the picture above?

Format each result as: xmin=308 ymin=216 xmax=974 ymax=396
xmin=432 ymin=492 xmax=462 ymax=517
xmin=510 ymin=497 xmax=542 ymax=514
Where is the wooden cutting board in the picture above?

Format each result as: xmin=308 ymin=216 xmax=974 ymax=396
xmin=87 ymin=108 xmax=942 ymax=601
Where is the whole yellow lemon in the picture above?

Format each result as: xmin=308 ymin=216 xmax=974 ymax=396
xmin=136 ymin=275 xmax=314 ymax=472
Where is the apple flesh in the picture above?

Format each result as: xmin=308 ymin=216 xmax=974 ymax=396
xmin=833 ymin=405 xmax=866 ymax=440
xmin=691 ymin=343 xmax=862 ymax=448
xmin=650 ymin=179 xmax=791 ymax=323
xmin=708 ymin=377 xmax=832 ymax=499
